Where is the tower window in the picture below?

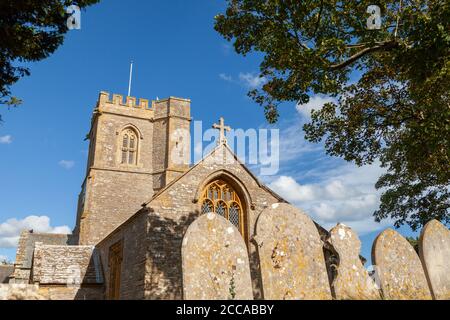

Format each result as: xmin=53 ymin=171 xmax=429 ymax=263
xmin=120 ymin=128 xmax=138 ymax=165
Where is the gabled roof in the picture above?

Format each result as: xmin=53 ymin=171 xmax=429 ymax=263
xmin=96 ymin=142 xmax=330 ymax=249
xmin=143 ymin=143 xmax=287 ymax=207
xmin=15 ymin=231 xmax=69 ymax=269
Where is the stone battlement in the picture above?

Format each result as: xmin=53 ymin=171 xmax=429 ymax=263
xmin=98 ymin=91 xmax=151 ymax=109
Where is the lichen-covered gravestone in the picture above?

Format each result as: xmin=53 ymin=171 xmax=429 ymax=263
xmin=254 ymin=203 xmax=331 ymax=300
xmin=419 ymin=220 xmax=450 ymax=300
xmin=182 ymin=212 xmax=253 ymax=300
xmin=327 ymin=224 xmax=381 ymax=300
xmin=372 ymin=229 xmax=432 ymax=300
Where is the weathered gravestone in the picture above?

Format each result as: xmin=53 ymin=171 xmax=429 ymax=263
xmin=254 ymin=203 xmax=331 ymax=300
xmin=327 ymin=224 xmax=381 ymax=300
xmin=419 ymin=219 xmax=450 ymax=300
xmin=372 ymin=229 xmax=432 ymax=300
xmin=182 ymin=212 xmax=253 ymax=300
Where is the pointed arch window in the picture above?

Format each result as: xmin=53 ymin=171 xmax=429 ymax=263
xmin=120 ymin=128 xmax=138 ymax=165
xmin=200 ymin=180 xmax=245 ymax=235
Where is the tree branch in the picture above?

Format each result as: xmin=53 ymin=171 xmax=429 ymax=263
xmin=313 ymin=0 xmax=324 ymax=37
xmin=330 ymin=41 xmax=398 ymax=70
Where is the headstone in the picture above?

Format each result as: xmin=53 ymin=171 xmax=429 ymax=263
xmin=327 ymin=224 xmax=381 ymax=300
xmin=182 ymin=212 xmax=253 ymax=300
xmin=254 ymin=203 xmax=332 ymax=300
xmin=419 ymin=219 xmax=450 ymax=300
xmin=372 ymin=228 xmax=432 ymax=300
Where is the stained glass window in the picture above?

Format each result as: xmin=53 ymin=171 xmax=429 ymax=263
xmin=199 ymin=180 xmax=245 ymax=237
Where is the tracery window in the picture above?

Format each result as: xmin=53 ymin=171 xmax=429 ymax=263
xmin=200 ymin=180 xmax=245 ymax=235
xmin=120 ymin=128 xmax=138 ymax=165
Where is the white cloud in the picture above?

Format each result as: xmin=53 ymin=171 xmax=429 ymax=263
xmin=58 ymin=160 xmax=75 ymax=169
xmin=263 ymin=101 xmax=389 ymax=235
xmin=0 ymin=255 xmax=8 ymax=263
xmin=269 ymin=176 xmax=316 ymax=202
xmin=0 ymin=135 xmax=12 ymax=144
xmin=238 ymin=72 xmax=267 ymax=89
xmin=219 ymin=72 xmax=267 ymax=90
xmin=219 ymin=73 xmax=232 ymax=82
xmin=0 ymin=216 xmax=71 ymax=249
xmin=296 ymin=95 xmax=336 ymax=119
xmin=268 ymin=161 xmax=388 ymax=235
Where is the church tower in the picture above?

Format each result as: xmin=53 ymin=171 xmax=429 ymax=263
xmin=73 ymin=92 xmax=191 ymax=245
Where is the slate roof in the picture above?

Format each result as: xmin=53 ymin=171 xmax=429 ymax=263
xmin=32 ymin=244 xmax=104 ymax=285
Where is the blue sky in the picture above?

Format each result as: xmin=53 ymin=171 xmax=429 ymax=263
xmin=0 ymin=0 xmax=417 ymax=263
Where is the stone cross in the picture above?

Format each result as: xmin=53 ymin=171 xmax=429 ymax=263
xmin=212 ymin=117 xmax=231 ymax=145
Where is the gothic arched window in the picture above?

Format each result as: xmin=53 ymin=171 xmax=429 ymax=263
xmin=120 ymin=128 xmax=138 ymax=165
xmin=200 ymin=180 xmax=245 ymax=236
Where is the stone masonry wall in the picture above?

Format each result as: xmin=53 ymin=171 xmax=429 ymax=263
xmin=96 ymin=210 xmax=148 ymax=300
xmin=0 ymin=284 xmax=103 ymax=300
xmin=0 ymin=266 xmax=14 ymax=284
xmin=76 ymin=93 xmax=191 ymax=245
xmin=143 ymin=145 xmax=283 ymax=299
xmin=77 ymin=92 xmax=155 ymax=245
xmin=80 ymin=169 xmax=153 ymax=245
xmin=94 ymin=145 xmax=282 ymax=300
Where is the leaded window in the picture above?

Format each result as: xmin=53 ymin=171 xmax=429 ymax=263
xmin=200 ymin=180 xmax=245 ymax=236
xmin=120 ymin=128 xmax=138 ymax=165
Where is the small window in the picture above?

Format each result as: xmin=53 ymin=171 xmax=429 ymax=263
xmin=120 ymin=128 xmax=138 ymax=165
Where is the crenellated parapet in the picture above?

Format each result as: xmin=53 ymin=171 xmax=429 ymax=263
xmin=98 ymin=91 xmax=151 ymax=110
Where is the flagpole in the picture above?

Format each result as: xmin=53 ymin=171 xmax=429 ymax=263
xmin=128 ymin=60 xmax=133 ymax=97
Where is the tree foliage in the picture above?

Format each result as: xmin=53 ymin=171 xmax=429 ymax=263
xmin=0 ymin=0 xmax=99 ymax=119
xmin=215 ymin=0 xmax=450 ymax=230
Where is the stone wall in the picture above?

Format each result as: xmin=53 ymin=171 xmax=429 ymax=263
xmin=0 ymin=266 xmax=14 ymax=284
xmin=147 ymin=146 xmax=280 ymax=299
xmin=76 ymin=92 xmax=156 ymax=245
xmin=96 ymin=210 xmax=148 ymax=300
xmin=0 ymin=284 xmax=103 ymax=300
xmin=79 ymin=169 xmax=154 ymax=245
xmin=95 ymin=145 xmax=284 ymax=300
xmin=0 ymin=284 xmax=44 ymax=300
xmin=75 ymin=92 xmax=192 ymax=245
xmin=152 ymin=97 xmax=191 ymax=189
xmin=143 ymin=145 xmax=282 ymax=299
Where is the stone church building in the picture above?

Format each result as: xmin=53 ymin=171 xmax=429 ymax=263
xmin=4 ymin=91 xmax=335 ymax=300
xmin=3 ymin=91 xmax=449 ymax=301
